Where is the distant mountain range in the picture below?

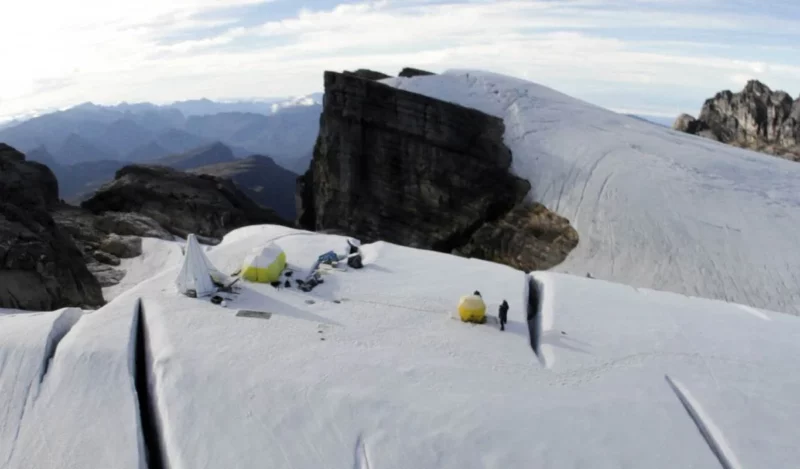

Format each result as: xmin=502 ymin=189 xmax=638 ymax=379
xmin=0 ymin=95 xmax=322 ymax=173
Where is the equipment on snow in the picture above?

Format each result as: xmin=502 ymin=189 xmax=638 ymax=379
xmin=241 ymin=244 xmax=287 ymax=284
xmin=176 ymin=234 xmax=226 ymax=297
xmin=458 ymin=294 xmax=487 ymax=323
xmin=346 ymin=240 xmax=364 ymax=269
xmin=236 ymin=310 xmax=272 ymax=320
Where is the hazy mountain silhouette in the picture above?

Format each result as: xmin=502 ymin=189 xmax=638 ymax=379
xmin=0 ymin=96 xmax=321 ymax=172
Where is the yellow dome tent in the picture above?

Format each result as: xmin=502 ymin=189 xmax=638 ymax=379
xmin=241 ymin=244 xmax=287 ymax=283
xmin=457 ymin=295 xmax=486 ymax=323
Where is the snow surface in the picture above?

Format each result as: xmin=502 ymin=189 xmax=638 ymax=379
xmin=383 ymin=71 xmax=800 ymax=316
xmin=104 ymin=237 xmax=184 ymax=301
xmin=5 ymin=225 xmax=797 ymax=468
xmin=0 ymin=303 xmax=144 ymax=469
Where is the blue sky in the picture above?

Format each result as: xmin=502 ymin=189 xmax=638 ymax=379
xmin=1 ymin=0 xmax=799 ymax=122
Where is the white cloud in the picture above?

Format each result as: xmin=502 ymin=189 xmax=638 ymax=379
xmin=1 ymin=0 xmax=799 ymax=121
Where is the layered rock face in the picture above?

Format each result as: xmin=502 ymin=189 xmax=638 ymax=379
xmin=0 ymin=143 xmax=104 ymax=310
xmin=674 ymin=80 xmax=800 ymax=161
xmin=298 ymin=72 xmax=578 ymax=271
xmin=82 ymin=165 xmax=288 ymax=240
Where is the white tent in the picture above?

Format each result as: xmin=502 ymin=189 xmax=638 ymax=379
xmin=176 ymin=234 xmax=225 ymax=297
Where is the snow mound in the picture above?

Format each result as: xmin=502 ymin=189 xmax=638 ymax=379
xmin=383 ymin=71 xmax=800 ymax=316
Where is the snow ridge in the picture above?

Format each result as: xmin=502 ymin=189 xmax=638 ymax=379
xmin=37 ymin=308 xmax=83 ymax=389
xmin=353 ymin=435 xmax=372 ymax=469
xmin=3 ymin=309 xmax=83 ymax=465
xmin=665 ymin=375 xmax=743 ymax=469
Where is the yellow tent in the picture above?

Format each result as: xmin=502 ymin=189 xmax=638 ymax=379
xmin=241 ymin=244 xmax=287 ymax=283
xmin=458 ymin=295 xmax=486 ymax=323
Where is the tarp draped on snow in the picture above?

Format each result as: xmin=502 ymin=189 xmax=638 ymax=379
xmin=176 ymin=234 xmax=225 ymax=297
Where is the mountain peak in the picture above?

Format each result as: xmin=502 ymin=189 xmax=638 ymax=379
xmin=743 ymin=79 xmax=771 ymax=95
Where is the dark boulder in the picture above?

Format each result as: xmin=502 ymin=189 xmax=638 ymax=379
xmin=88 ymin=263 xmax=127 ymax=287
xmin=82 ymin=164 xmax=289 ymax=240
xmin=0 ymin=144 xmax=103 ymax=310
xmin=93 ymin=250 xmax=121 ymax=266
xmin=672 ymin=114 xmax=701 ymax=134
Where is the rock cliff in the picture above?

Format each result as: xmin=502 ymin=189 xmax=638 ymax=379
xmin=82 ymin=165 xmax=289 ymax=240
xmin=0 ymin=143 xmax=104 ymax=310
xmin=297 ymin=72 xmax=578 ymax=271
xmin=674 ymin=80 xmax=800 ymax=161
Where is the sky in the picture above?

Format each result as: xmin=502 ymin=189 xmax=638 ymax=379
xmin=1 ymin=0 xmax=799 ymax=123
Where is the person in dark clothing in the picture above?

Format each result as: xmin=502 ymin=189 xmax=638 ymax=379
xmin=498 ymin=300 xmax=509 ymax=331
xmin=474 ymin=290 xmax=481 ymax=297
xmin=346 ymin=240 xmax=364 ymax=269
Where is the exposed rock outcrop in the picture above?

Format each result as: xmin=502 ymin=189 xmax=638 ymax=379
xmin=52 ymin=205 xmax=175 ymax=287
xmin=297 ymin=72 xmax=578 ymax=271
xmin=675 ymin=80 xmax=800 ymax=161
xmin=0 ymin=143 xmax=104 ymax=310
xmin=344 ymin=69 xmax=391 ymax=81
xmin=455 ymin=203 xmax=579 ymax=271
xmin=94 ymin=211 xmax=174 ymax=240
xmin=99 ymin=234 xmax=142 ymax=259
xmin=82 ymin=165 xmax=289 ymax=240
xmin=399 ymin=67 xmax=435 ymax=78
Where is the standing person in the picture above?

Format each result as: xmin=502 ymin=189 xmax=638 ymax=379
xmin=498 ymin=300 xmax=509 ymax=331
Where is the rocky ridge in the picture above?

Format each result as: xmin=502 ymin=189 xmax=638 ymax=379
xmin=674 ymin=80 xmax=800 ymax=161
xmin=191 ymin=154 xmax=299 ymax=220
xmin=82 ymin=164 xmax=289 ymax=240
xmin=297 ymin=71 xmax=578 ymax=271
